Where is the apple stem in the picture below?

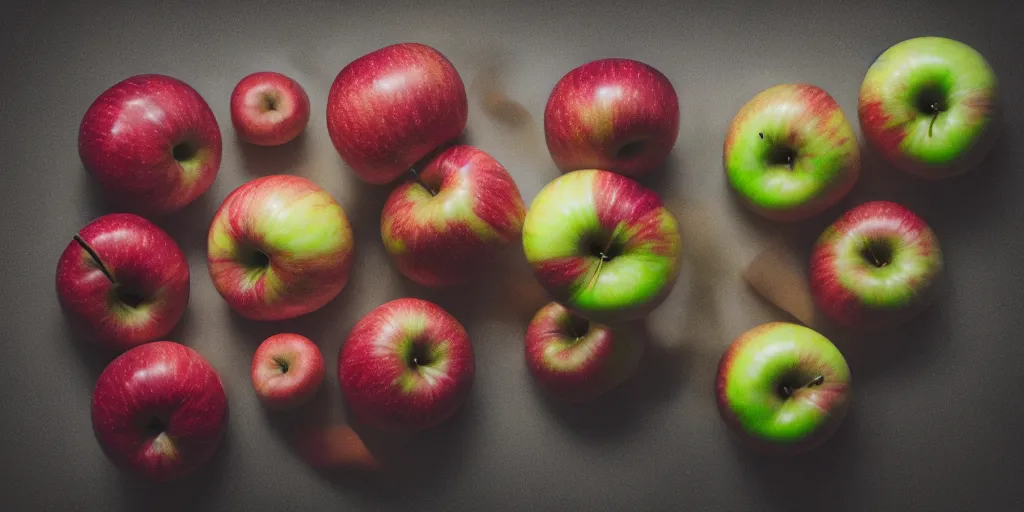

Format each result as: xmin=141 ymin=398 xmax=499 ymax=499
xmin=928 ymin=110 xmax=938 ymax=138
xmin=808 ymin=375 xmax=824 ymax=387
xmin=408 ymin=168 xmax=437 ymax=196
xmin=74 ymin=235 xmax=115 ymax=283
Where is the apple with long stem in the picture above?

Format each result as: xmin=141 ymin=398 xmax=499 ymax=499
xmin=381 ymin=145 xmax=526 ymax=287
xmin=230 ymin=71 xmax=310 ymax=146
xmin=251 ymin=333 xmax=324 ymax=410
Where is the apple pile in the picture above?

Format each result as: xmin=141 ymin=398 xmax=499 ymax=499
xmin=58 ymin=34 xmax=998 ymax=481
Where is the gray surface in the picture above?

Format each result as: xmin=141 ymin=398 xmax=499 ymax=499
xmin=2 ymin=0 xmax=1023 ymax=510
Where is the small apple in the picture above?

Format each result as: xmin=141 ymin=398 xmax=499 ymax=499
xmin=207 ymin=175 xmax=355 ymax=321
xmin=524 ymin=302 xmax=644 ymax=402
xmin=381 ymin=145 xmax=526 ymax=287
xmin=544 ymin=58 xmax=679 ymax=177
xmin=716 ymin=322 xmax=851 ymax=455
xmin=56 ymin=213 xmax=189 ymax=351
xmin=79 ymin=74 xmax=222 ymax=215
xmin=810 ymin=201 xmax=943 ymax=331
xmin=327 ymin=43 xmax=468 ymax=185
xmin=339 ymin=298 xmax=474 ymax=431
xmin=251 ymin=333 xmax=324 ymax=410
xmin=230 ymin=71 xmax=310 ymax=146
xmin=92 ymin=341 xmax=228 ymax=482
xmin=522 ymin=169 xmax=681 ymax=320
xmin=859 ymin=37 xmax=999 ymax=178
xmin=724 ymin=84 xmax=860 ymax=221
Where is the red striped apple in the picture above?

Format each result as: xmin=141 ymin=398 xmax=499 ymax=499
xmin=381 ymin=145 xmax=526 ymax=287
xmin=327 ymin=43 xmax=468 ymax=185
xmin=230 ymin=71 xmax=310 ymax=146
xmin=56 ymin=213 xmax=189 ymax=351
xmin=545 ymin=58 xmax=679 ymax=177
xmin=79 ymin=74 xmax=222 ymax=215
xmin=92 ymin=341 xmax=227 ymax=482
xmin=339 ymin=298 xmax=474 ymax=431
xmin=207 ymin=175 xmax=354 ymax=321
xmin=251 ymin=333 xmax=324 ymax=410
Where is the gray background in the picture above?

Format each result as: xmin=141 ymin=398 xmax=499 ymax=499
xmin=2 ymin=0 xmax=1022 ymax=510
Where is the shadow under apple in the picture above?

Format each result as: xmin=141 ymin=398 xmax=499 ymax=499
xmin=237 ymin=131 xmax=311 ymax=177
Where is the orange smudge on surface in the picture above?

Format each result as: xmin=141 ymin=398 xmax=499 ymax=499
xmin=295 ymin=424 xmax=382 ymax=471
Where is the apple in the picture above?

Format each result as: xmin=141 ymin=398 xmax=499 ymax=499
xmin=207 ymin=175 xmax=355 ymax=321
xmin=92 ymin=341 xmax=227 ymax=482
xmin=79 ymin=74 xmax=222 ymax=216
xmin=327 ymin=43 xmax=468 ymax=185
xmin=724 ymin=84 xmax=860 ymax=221
xmin=859 ymin=37 xmax=999 ymax=178
xmin=810 ymin=201 xmax=943 ymax=331
xmin=544 ymin=58 xmax=679 ymax=177
xmin=716 ymin=322 xmax=851 ymax=455
xmin=524 ymin=302 xmax=644 ymax=402
xmin=381 ymin=145 xmax=526 ymax=287
xmin=251 ymin=333 xmax=324 ymax=410
xmin=56 ymin=213 xmax=189 ymax=351
xmin=339 ymin=298 xmax=474 ymax=431
xmin=522 ymin=169 xmax=681 ymax=320
xmin=230 ymin=71 xmax=310 ymax=146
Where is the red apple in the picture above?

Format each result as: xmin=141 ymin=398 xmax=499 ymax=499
xmin=56 ymin=213 xmax=189 ymax=351
xmin=79 ymin=74 xmax=222 ymax=215
xmin=326 ymin=43 xmax=468 ymax=185
xmin=230 ymin=71 xmax=310 ymax=146
xmin=251 ymin=333 xmax=324 ymax=410
xmin=381 ymin=145 xmax=526 ymax=287
xmin=544 ymin=58 xmax=679 ymax=177
xmin=525 ymin=302 xmax=644 ymax=402
xmin=207 ymin=175 xmax=355 ymax=321
xmin=339 ymin=298 xmax=474 ymax=431
xmin=92 ymin=341 xmax=227 ymax=482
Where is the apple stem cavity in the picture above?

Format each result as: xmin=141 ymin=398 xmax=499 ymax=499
xmin=73 ymin=234 xmax=115 ymax=284
xmin=273 ymin=357 xmax=290 ymax=374
xmin=408 ymin=168 xmax=437 ymax=197
xmin=171 ymin=141 xmax=196 ymax=163
xmin=778 ymin=374 xmax=825 ymax=398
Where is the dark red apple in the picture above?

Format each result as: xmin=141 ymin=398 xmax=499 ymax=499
xmin=339 ymin=298 xmax=474 ymax=431
xmin=79 ymin=74 xmax=222 ymax=215
xmin=56 ymin=213 xmax=189 ymax=351
xmin=251 ymin=333 xmax=325 ymax=410
xmin=92 ymin=341 xmax=228 ymax=482
xmin=230 ymin=71 xmax=310 ymax=146
xmin=326 ymin=43 xmax=468 ymax=185
xmin=545 ymin=58 xmax=679 ymax=177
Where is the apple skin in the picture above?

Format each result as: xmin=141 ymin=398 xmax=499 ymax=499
xmin=79 ymin=74 xmax=222 ymax=216
xmin=327 ymin=43 xmax=468 ymax=185
xmin=56 ymin=213 xmax=189 ymax=351
xmin=381 ymin=145 xmax=526 ymax=287
xmin=339 ymin=298 xmax=474 ymax=432
xmin=810 ymin=201 xmax=943 ymax=331
xmin=92 ymin=341 xmax=228 ymax=482
xmin=230 ymin=71 xmax=310 ymax=146
xmin=524 ymin=302 xmax=644 ymax=402
xmin=207 ymin=175 xmax=355 ymax=321
xmin=251 ymin=333 xmax=324 ymax=410
xmin=522 ymin=169 xmax=681 ymax=320
xmin=724 ymin=84 xmax=860 ymax=221
xmin=716 ymin=322 xmax=851 ymax=455
xmin=544 ymin=58 xmax=679 ymax=177
xmin=859 ymin=37 xmax=999 ymax=178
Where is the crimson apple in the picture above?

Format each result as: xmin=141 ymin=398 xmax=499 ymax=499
xmin=92 ymin=341 xmax=227 ymax=482
xmin=230 ymin=71 xmax=310 ymax=146
xmin=326 ymin=43 xmax=468 ymax=185
xmin=251 ymin=333 xmax=325 ymax=410
xmin=339 ymin=298 xmax=474 ymax=431
xmin=56 ymin=213 xmax=189 ymax=351
xmin=79 ymin=74 xmax=222 ymax=215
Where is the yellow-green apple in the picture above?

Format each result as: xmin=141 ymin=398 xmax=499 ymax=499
xmin=544 ymin=58 xmax=679 ymax=177
xmin=230 ymin=71 xmax=310 ymax=146
xmin=56 ymin=213 xmax=189 ymax=351
xmin=724 ymin=84 xmax=860 ymax=221
xmin=716 ymin=322 xmax=851 ymax=455
xmin=251 ymin=333 xmax=324 ymax=410
xmin=811 ymin=201 xmax=943 ymax=331
xmin=79 ymin=74 xmax=222 ymax=216
xmin=524 ymin=302 xmax=644 ymax=402
xmin=207 ymin=175 xmax=354 ymax=321
xmin=381 ymin=145 xmax=526 ymax=287
xmin=92 ymin=341 xmax=227 ymax=482
xmin=327 ymin=43 xmax=468 ymax=185
xmin=859 ymin=37 xmax=999 ymax=178
xmin=339 ymin=298 xmax=474 ymax=431
xmin=522 ymin=169 xmax=681 ymax=320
